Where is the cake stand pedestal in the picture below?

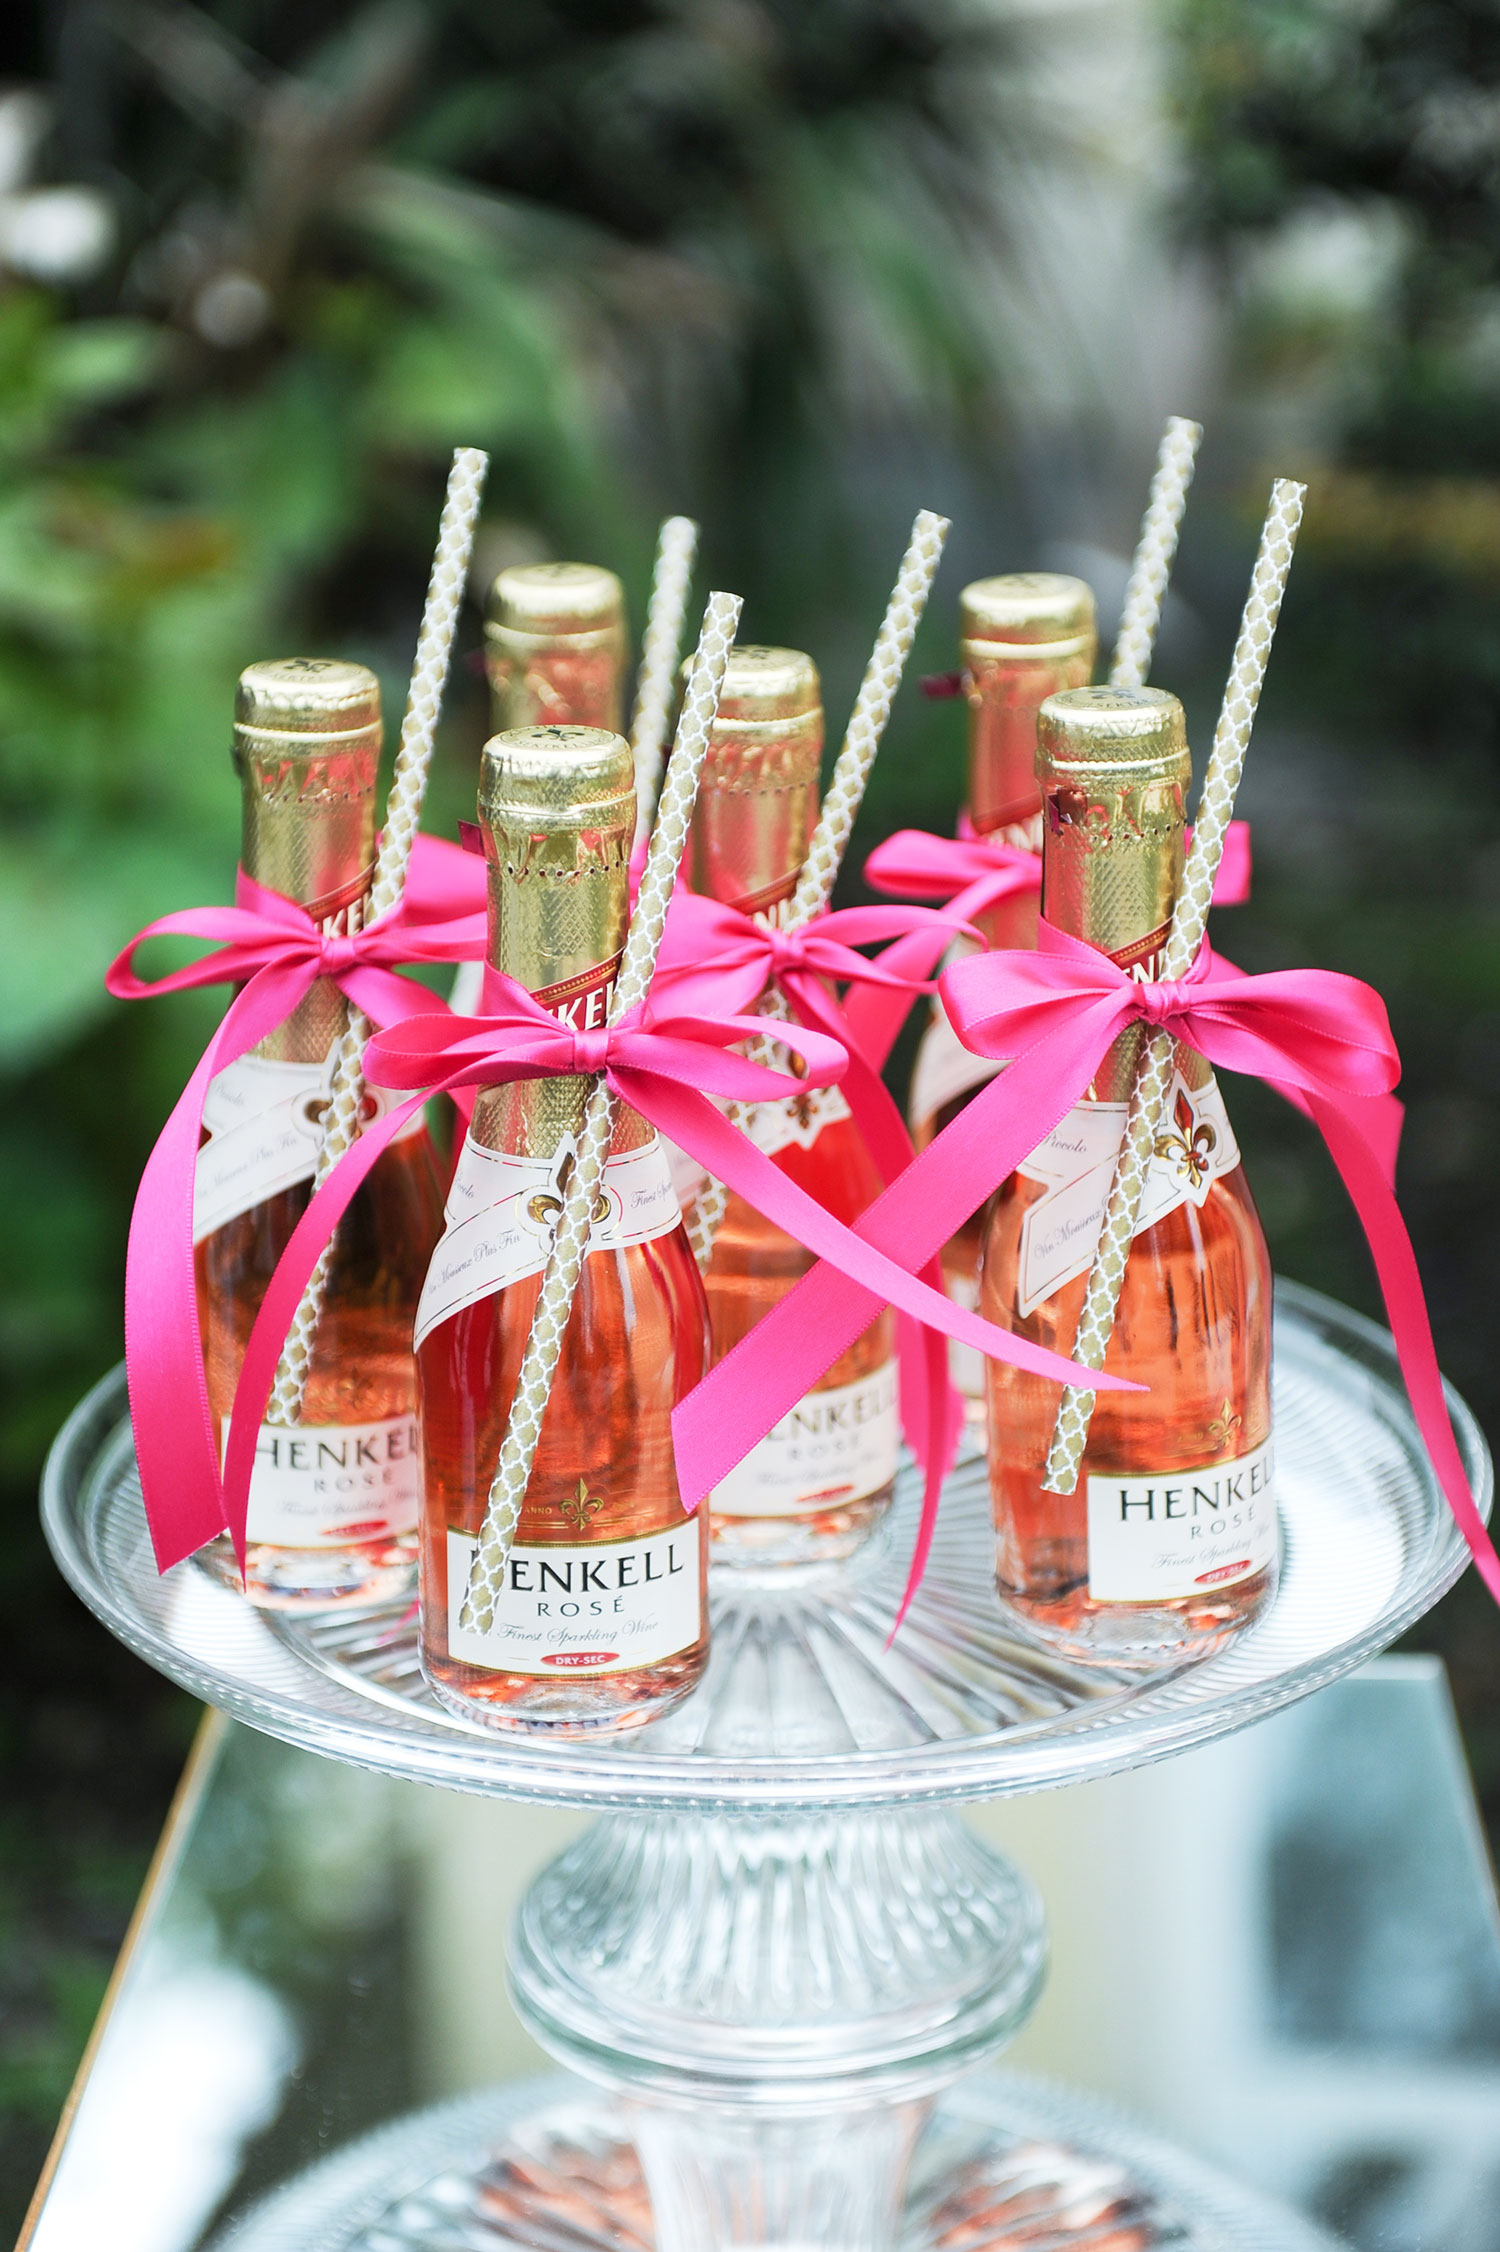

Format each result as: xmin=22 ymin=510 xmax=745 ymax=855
xmin=42 ymin=1282 xmax=1491 ymax=2251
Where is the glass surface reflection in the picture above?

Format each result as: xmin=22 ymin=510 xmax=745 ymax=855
xmin=22 ymin=1659 xmax=1500 ymax=2252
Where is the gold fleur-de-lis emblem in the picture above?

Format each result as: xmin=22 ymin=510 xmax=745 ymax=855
xmin=1154 ymin=1088 xmax=1218 ymax=1191
xmin=1206 ymin=1399 xmax=1243 ymax=1456
xmin=559 ymin=1478 xmax=604 ymax=1533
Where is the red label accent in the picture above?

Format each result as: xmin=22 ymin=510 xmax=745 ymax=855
xmin=724 ymin=871 xmax=797 ymax=924
xmin=1110 ymin=922 xmax=1170 ymax=981
xmin=533 ymin=952 xmax=623 ymax=1033
xmin=541 ymin=1650 xmax=618 ymax=1668
xmin=329 ymin=1519 xmax=391 ymax=1539
xmin=799 ymin=1484 xmax=855 ymax=1508
xmin=1195 ymin=1559 xmax=1252 ymax=1587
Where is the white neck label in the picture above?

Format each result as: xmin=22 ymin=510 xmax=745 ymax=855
xmin=195 ymin=1050 xmax=420 ymax=1244
xmin=414 ymin=1131 xmax=681 ymax=1351
xmin=1015 ymin=1071 xmax=1241 ymax=1318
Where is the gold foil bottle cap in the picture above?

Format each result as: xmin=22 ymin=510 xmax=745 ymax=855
xmin=1036 ymin=683 xmax=1188 ymax=782
xmin=959 ymin=576 xmax=1097 ymax=838
xmin=488 ymin=562 xmax=625 ymax=645
xmin=234 ymin=656 xmax=382 ymax=758
xmin=689 ymin=644 xmax=822 ymax=915
xmin=479 ymin=722 xmax=636 ymax=828
xmin=960 ymin=572 xmax=1096 ymax=656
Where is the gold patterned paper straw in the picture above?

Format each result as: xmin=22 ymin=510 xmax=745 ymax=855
xmin=1109 ymin=417 xmax=1203 ymax=692
xmin=266 ymin=447 xmax=490 ymax=1426
xmin=1041 ymin=476 xmax=1306 ymax=1497
xmin=685 ymin=508 xmax=951 ymax=1272
xmin=630 ymin=515 xmax=699 ymax=847
xmin=458 ymin=590 xmax=744 ymax=1633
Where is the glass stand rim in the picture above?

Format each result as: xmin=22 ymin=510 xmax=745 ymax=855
xmin=41 ymin=1280 xmax=1490 ymax=1815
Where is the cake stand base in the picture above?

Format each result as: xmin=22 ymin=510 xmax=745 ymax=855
xmin=211 ymin=2076 xmax=1344 ymax=2252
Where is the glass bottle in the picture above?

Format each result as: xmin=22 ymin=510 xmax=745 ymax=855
xmin=910 ymin=575 xmax=1096 ymax=1428
xmin=418 ymin=724 xmax=711 ymax=1734
xmin=981 ymin=685 xmax=1276 ymax=1666
xmin=485 ymin=562 xmax=627 ymax=734
xmin=194 ymin=659 xmax=445 ymax=1610
xmin=456 ymin=562 xmax=632 ymax=1015
xmin=692 ymin=646 xmax=900 ymax=1570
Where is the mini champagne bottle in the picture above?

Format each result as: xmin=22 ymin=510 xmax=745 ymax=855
xmin=692 ymin=646 xmax=900 ymax=1570
xmin=418 ymin=725 xmax=711 ymax=1734
xmin=910 ymin=576 xmax=1096 ymax=1426
xmin=981 ymin=686 xmax=1277 ymax=1666
xmin=195 ymin=659 xmax=445 ymax=1609
xmin=485 ymin=562 xmax=627 ymax=733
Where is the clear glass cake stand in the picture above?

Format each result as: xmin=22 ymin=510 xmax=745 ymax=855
xmin=42 ymin=1280 xmax=1490 ymax=2252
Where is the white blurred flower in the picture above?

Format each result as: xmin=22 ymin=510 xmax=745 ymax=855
xmin=0 ymin=84 xmax=115 ymax=285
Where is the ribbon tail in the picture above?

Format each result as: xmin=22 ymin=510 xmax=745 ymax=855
xmin=1306 ymin=1092 xmax=1500 ymax=1604
xmin=889 ymin=1303 xmax=962 ymax=1640
xmin=125 ymin=967 xmax=314 ymax=1573
xmin=221 ymin=1097 xmax=427 ymax=1561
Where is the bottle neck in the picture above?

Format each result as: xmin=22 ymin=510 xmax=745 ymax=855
xmin=240 ymin=737 xmax=377 ymax=1065
xmin=965 ymin=644 xmax=1093 ymax=842
xmin=1040 ymin=765 xmax=1187 ymax=1100
xmin=486 ymin=628 xmax=625 ymax=737
xmin=475 ymin=811 xmax=636 ymax=1159
xmin=688 ymin=731 xmax=819 ymax=924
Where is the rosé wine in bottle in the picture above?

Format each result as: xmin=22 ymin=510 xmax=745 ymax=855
xmin=418 ymin=725 xmax=711 ymax=1734
xmin=909 ymin=576 xmax=1096 ymax=1430
xmin=195 ymin=658 xmax=445 ymax=1611
xmin=981 ymin=685 xmax=1276 ymax=1666
xmin=690 ymin=645 xmax=899 ymax=1570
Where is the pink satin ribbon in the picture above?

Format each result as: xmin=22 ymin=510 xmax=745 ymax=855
xmin=674 ymin=918 xmax=1499 ymax=1619
xmin=653 ymin=886 xmax=984 ymax=1540
xmin=848 ymin=818 xmax=1254 ymax=1071
xmin=218 ymin=972 xmax=1135 ymax=1565
xmin=109 ymin=835 xmax=486 ymax=1573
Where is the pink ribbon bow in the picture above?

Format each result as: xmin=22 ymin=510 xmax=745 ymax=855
xmin=674 ymin=918 xmax=1499 ymax=1618
xmin=110 ymin=835 xmax=487 ymax=1573
xmin=653 ymin=886 xmax=985 ymax=1543
xmin=848 ymin=819 xmax=1254 ymax=1071
xmin=218 ymin=966 xmax=1136 ymax=1570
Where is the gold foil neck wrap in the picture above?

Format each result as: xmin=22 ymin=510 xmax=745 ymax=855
xmin=687 ymin=644 xmax=822 ymax=916
xmin=1038 ymin=683 xmax=1192 ymax=1098
xmin=960 ymin=573 xmax=1097 ymax=837
xmin=235 ymin=657 xmax=382 ymax=1065
xmin=486 ymin=563 xmax=628 ymax=735
xmin=476 ymin=724 xmax=639 ymax=1158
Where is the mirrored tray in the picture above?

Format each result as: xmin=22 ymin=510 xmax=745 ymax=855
xmin=209 ymin=2072 xmax=1344 ymax=2252
xmin=42 ymin=1283 xmax=1490 ymax=1813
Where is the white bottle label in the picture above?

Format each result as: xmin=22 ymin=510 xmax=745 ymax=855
xmin=745 ymin=1080 xmax=852 ymax=1162
xmin=222 ymin=1414 xmax=422 ymax=1548
xmin=195 ymin=1050 xmax=421 ymax=1245
xmin=445 ymin=1516 xmax=702 ymax=1676
xmin=712 ymin=1358 xmax=900 ymax=1519
xmin=909 ymin=1007 xmax=999 ymax=1137
xmin=414 ymin=1132 xmax=682 ymax=1351
xmin=1086 ymin=1434 xmax=1277 ymax=1601
xmin=1014 ymin=1071 xmax=1240 ymax=1318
